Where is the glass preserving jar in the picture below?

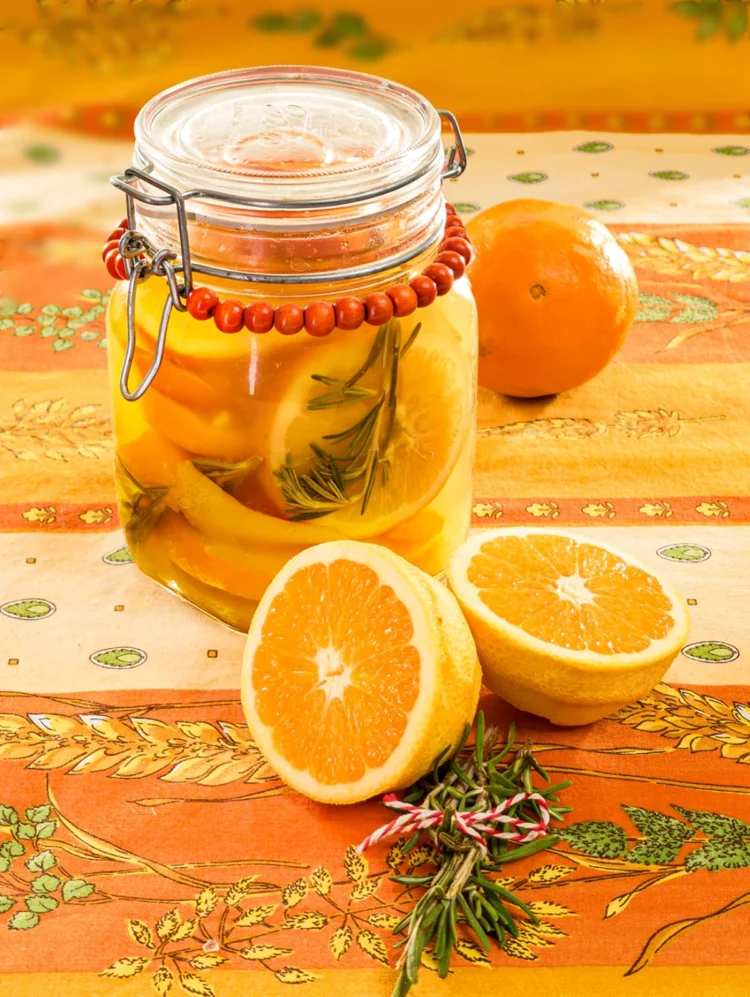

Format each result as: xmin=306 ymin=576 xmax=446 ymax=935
xmin=106 ymin=66 xmax=477 ymax=632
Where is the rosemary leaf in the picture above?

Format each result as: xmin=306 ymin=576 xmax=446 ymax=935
xmin=377 ymin=713 xmax=571 ymax=997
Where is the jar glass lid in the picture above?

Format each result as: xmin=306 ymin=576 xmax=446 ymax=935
xmin=136 ymin=66 xmax=443 ymax=206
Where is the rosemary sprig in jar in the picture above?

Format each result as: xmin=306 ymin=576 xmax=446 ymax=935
xmin=357 ymin=713 xmax=572 ymax=997
xmin=275 ymin=318 xmax=421 ymax=521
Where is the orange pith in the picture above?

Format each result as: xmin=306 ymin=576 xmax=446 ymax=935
xmin=252 ymin=558 xmax=421 ymax=785
xmin=467 ymin=534 xmax=675 ymax=654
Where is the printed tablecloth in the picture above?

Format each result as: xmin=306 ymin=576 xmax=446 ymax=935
xmin=1 ymin=123 xmax=750 ymax=996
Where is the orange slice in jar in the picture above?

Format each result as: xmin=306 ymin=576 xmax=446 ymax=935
xmin=241 ymin=540 xmax=480 ymax=803
xmin=259 ymin=318 xmax=473 ymax=538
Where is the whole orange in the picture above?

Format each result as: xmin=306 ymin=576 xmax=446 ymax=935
xmin=466 ymin=199 xmax=638 ymax=397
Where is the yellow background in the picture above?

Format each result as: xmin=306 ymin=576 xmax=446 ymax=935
xmin=2 ymin=0 xmax=750 ymax=129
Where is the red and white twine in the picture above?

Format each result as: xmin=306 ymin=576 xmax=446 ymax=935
xmin=356 ymin=791 xmax=551 ymax=855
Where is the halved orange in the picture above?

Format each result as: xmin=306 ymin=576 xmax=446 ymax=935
xmin=448 ymin=529 xmax=690 ymax=725
xmin=241 ymin=541 xmax=481 ymax=803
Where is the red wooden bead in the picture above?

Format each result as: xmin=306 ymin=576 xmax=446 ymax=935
xmin=244 ymin=301 xmax=274 ymax=333
xmin=363 ymin=292 xmax=394 ymax=326
xmin=422 ymin=262 xmax=454 ymax=296
xmin=106 ymin=226 xmax=126 ymax=244
xmin=334 ymin=295 xmax=365 ymax=330
xmin=187 ymin=287 xmax=220 ymax=321
xmin=444 ymin=224 xmax=467 ymax=241
xmin=274 ymin=303 xmax=305 ymax=335
xmin=445 ymin=203 xmax=457 ymax=216
xmin=440 ymin=237 xmax=472 ymax=264
xmin=387 ymin=284 xmax=418 ymax=318
xmin=437 ymin=251 xmax=466 ymax=279
xmin=104 ymin=248 xmax=119 ymax=279
xmin=213 ymin=299 xmax=245 ymax=333
xmin=409 ymin=275 xmax=437 ymax=308
xmin=115 ymin=254 xmax=129 ymax=281
xmin=304 ymin=301 xmax=336 ymax=337
xmin=119 ymin=217 xmax=128 ymax=229
xmin=102 ymin=239 xmax=119 ymax=263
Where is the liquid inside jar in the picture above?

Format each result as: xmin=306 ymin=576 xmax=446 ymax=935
xmin=107 ymin=67 xmax=477 ymax=631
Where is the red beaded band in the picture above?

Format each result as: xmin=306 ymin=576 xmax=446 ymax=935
xmin=102 ymin=205 xmax=472 ymax=336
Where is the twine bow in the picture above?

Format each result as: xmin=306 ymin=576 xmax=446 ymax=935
xmin=356 ymin=790 xmax=551 ymax=855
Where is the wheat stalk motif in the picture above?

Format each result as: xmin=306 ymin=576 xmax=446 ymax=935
xmin=615 ymin=684 xmax=750 ymax=762
xmin=478 ymin=409 xmax=722 ymax=441
xmin=618 ymin=233 xmax=750 ymax=283
xmin=0 ymin=399 xmax=113 ymax=462
xmin=0 ymin=711 xmax=279 ymax=787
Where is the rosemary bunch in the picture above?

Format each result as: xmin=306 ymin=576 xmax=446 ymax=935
xmin=387 ymin=714 xmax=571 ymax=997
xmin=275 ymin=318 xmax=421 ymax=521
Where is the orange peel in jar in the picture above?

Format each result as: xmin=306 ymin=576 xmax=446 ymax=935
xmin=156 ymin=510 xmax=294 ymax=604
xmin=168 ymin=460 xmax=344 ymax=547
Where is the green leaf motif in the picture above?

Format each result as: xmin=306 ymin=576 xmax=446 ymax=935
xmin=584 ymin=200 xmax=624 ymax=211
xmin=0 ymin=856 xmax=9 ymax=873
xmin=348 ymin=39 xmax=391 ymax=60
xmin=714 ymin=145 xmax=750 ymax=156
xmin=62 ymin=306 xmax=84 ymax=318
xmin=16 ymin=302 xmax=33 ymax=315
xmin=38 ymin=314 xmax=57 ymax=327
xmin=686 ymin=839 xmax=750 ymax=872
xmin=252 ymin=9 xmax=321 ymax=32
xmin=635 ymin=292 xmax=673 ymax=323
xmin=657 ymin=543 xmax=710 ymax=562
xmin=80 ymin=289 xmax=102 ymax=300
xmin=622 ymin=806 xmax=694 ymax=864
xmin=332 ymin=11 xmax=367 ymax=36
xmin=35 ymin=820 xmax=57 ymax=840
xmin=31 ymin=874 xmax=61 ymax=894
xmin=52 ymin=339 xmax=74 ymax=352
xmin=103 ymin=545 xmax=134 ymax=565
xmin=672 ymin=1 xmax=703 ymax=18
xmin=0 ymin=298 xmax=18 ymax=316
xmin=0 ymin=599 xmax=55 ymax=621
xmin=508 ymin=172 xmax=547 ymax=184
xmin=79 ymin=331 xmax=99 ymax=342
xmin=0 ymin=319 xmax=14 ymax=330
xmin=26 ymin=894 xmax=59 ymax=914
xmin=725 ymin=2 xmax=748 ymax=41
xmin=673 ymin=806 xmax=750 ymax=839
xmin=0 ymin=805 xmax=18 ymax=826
xmin=682 ymin=641 xmax=739 ymax=663
xmin=0 ymin=897 xmax=15 ymax=914
xmin=453 ymin=202 xmax=481 ymax=214
xmin=558 ymin=821 xmax=627 ymax=858
xmin=40 ymin=304 xmax=60 ymax=316
xmin=25 ymin=805 xmax=51 ymax=824
xmin=24 ymin=144 xmax=60 ymax=164
xmin=575 ymin=141 xmax=613 ymax=154
xmin=670 ymin=293 xmax=718 ymax=324
xmin=15 ymin=823 xmax=37 ymax=840
xmin=14 ymin=326 xmax=36 ymax=337
xmin=9 ymin=911 xmax=39 ymax=930
xmin=26 ymin=850 xmax=56 ymax=872
xmin=649 ymin=170 xmax=689 ymax=181
xmin=62 ymin=879 xmax=95 ymax=902
xmin=1 ymin=840 xmax=25 ymax=858
xmin=90 ymin=647 xmax=147 ymax=669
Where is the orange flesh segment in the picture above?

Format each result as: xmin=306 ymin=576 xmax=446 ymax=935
xmin=252 ymin=559 xmax=420 ymax=785
xmin=467 ymin=535 xmax=675 ymax=654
